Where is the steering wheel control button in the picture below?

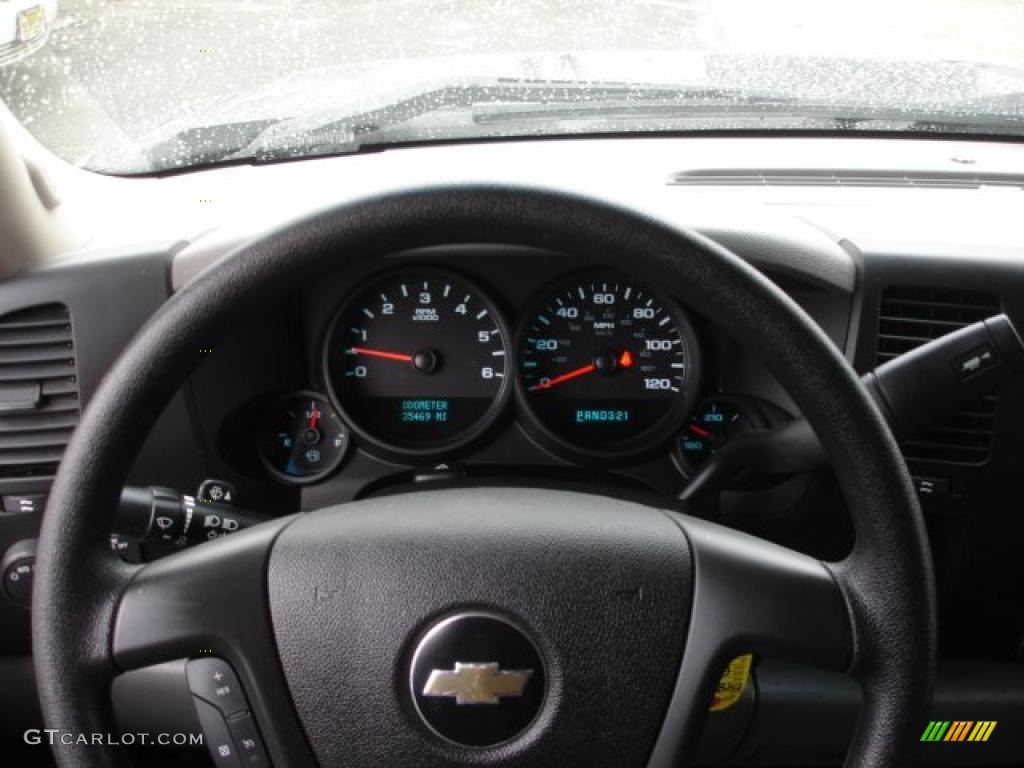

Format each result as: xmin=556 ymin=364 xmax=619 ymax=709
xmin=409 ymin=612 xmax=546 ymax=747
xmin=227 ymin=713 xmax=271 ymax=767
xmin=193 ymin=697 xmax=243 ymax=768
xmin=188 ymin=660 xmax=273 ymax=766
xmin=187 ymin=658 xmax=249 ymax=718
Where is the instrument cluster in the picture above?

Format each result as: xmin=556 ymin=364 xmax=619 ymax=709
xmin=250 ymin=264 xmax=786 ymax=487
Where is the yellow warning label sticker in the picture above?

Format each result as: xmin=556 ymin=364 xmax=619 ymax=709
xmin=710 ymin=654 xmax=753 ymax=712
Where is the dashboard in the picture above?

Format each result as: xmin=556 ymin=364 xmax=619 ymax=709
xmin=2 ymin=136 xmax=1024 ymax=765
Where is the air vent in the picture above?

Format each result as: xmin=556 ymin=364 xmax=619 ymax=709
xmin=669 ymin=169 xmax=1024 ymax=190
xmin=877 ymin=286 xmax=1000 ymax=465
xmin=0 ymin=303 xmax=79 ymax=479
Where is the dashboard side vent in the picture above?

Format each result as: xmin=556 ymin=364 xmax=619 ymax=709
xmin=0 ymin=303 xmax=79 ymax=479
xmin=877 ymin=286 xmax=1000 ymax=465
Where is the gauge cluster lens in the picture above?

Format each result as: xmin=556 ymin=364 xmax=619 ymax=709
xmin=518 ymin=273 xmax=700 ymax=457
xmin=324 ymin=270 xmax=510 ymax=454
xmin=259 ymin=391 xmax=349 ymax=483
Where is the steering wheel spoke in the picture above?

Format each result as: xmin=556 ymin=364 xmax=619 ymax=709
xmin=112 ymin=519 xmax=287 ymax=669
xmin=649 ymin=514 xmax=853 ymax=765
xmin=112 ymin=517 xmax=316 ymax=767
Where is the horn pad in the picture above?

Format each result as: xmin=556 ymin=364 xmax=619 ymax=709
xmin=267 ymin=488 xmax=693 ymax=768
xmin=410 ymin=612 xmax=546 ymax=747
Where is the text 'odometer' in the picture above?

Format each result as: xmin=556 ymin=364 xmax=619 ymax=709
xmin=324 ymin=270 xmax=510 ymax=454
xmin=518 ymin=274 xmax=700 ymax=458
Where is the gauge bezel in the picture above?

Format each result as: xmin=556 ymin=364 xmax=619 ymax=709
xmin=258 ymin=389 xmax=349 ymax=485
xmin=322 ymin=267 xmax=513 ymax=460
xmin=514 ymin=271 xmax=702 ymax=463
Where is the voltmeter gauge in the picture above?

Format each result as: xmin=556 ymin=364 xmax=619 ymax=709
xmin=259 ymin=391 xmax=349 ymax=484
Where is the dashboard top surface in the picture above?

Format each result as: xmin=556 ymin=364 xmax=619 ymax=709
xmin=47 ymin=134 xmax=1024 ymax=285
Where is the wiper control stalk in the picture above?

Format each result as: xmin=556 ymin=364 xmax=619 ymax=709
xmin=115 ymin=486 xmax=270 ymax=548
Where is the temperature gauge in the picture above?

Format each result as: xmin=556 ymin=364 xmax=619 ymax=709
xmin=676 ymin=397 xmax=761 ymax=476
xmin=259 ymin=391 xmax=349 ymax=484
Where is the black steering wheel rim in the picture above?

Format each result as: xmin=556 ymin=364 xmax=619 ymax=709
xmin=33 ymin=185 xmax=935 ymax=767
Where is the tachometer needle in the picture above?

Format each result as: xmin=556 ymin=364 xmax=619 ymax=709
xmin=349 ymin=346 xmax=413 ymax=363
xmin=530 ymin=363 xmax=597 ymax=391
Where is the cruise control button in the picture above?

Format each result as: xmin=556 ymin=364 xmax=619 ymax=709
xmin=193 ymin=697 xmax=242 ymax=768
xmin=227 ymin=713 xmax=271 ymax=767
xmin=187 ymin=658 xmax=249 ymax=717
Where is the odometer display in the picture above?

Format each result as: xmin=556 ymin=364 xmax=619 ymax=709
xmin=518 ymin=274 xmax=700 ymax=458
xmin=324 ymin=270 xmax=510 ymax=455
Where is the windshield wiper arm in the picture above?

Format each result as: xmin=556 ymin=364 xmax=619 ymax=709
xmin=229 ymin=78 xmax=1024 ymax=165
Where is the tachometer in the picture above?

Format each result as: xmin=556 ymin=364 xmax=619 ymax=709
xmin=517 ymin=273 xmax=700 ymax=459
xmin=324 ymin=269 xmax=510 ymax=456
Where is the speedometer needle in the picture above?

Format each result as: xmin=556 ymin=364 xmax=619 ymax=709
xmin=530 ymin=363 xmax=597 ymax=391
xmin=349 ymin=346 xmax=413 ymax=363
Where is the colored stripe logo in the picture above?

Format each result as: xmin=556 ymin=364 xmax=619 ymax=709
xmin=921 ymin=721 xmax=997 ymax=742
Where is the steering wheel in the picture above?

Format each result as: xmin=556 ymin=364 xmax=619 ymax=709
xmin=33 ymin=186 xmax=934 ymax=768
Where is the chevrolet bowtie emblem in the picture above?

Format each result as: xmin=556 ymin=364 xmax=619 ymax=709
xmin=422 ymin=662 xmax=533 ymax=705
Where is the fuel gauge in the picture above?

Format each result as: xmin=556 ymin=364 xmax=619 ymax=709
xmin=259 ymin=391 xmax=349 ymax=484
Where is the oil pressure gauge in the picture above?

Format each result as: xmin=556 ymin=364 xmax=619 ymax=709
xmin=259 ymin=391 xmax=349 ymax=484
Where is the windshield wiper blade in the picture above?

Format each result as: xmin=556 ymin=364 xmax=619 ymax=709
xmin=229 ymin=79 xmax=797 ymax=162
xmin=228 ymin=79 xmax=1024 ymax=166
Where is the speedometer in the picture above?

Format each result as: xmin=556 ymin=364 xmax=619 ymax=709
xmin=324 ymin=269 xmax=510 ymax=456
xmin=517 ymin=273 xmax=700 ymax=459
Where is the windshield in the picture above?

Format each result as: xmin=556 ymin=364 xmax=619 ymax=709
xmin=2 ymin=0 xmax=1024 ymax=174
